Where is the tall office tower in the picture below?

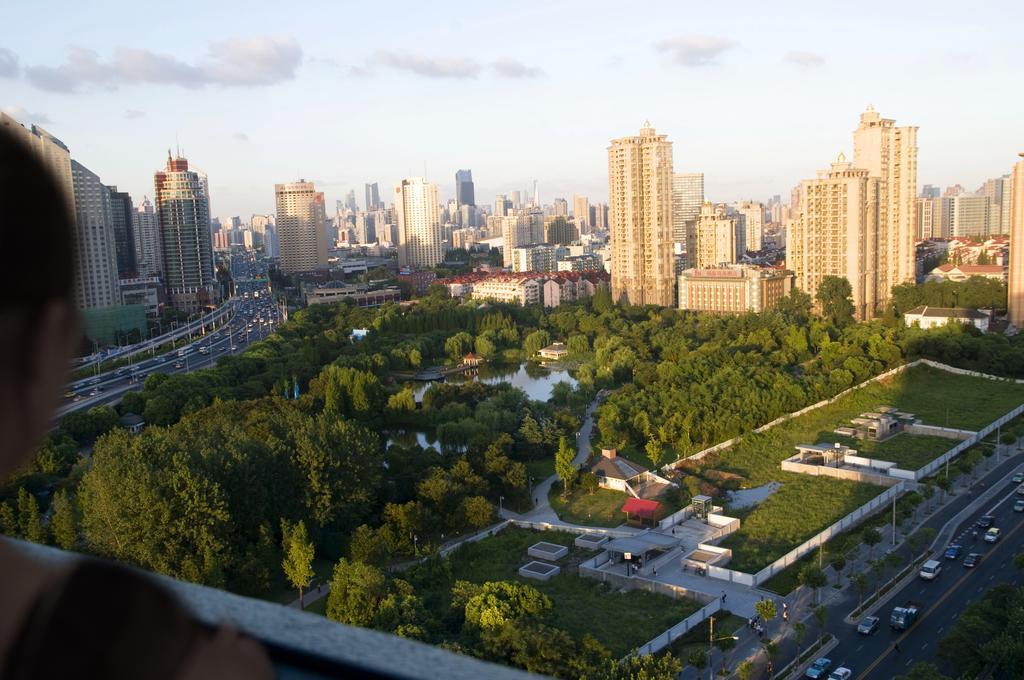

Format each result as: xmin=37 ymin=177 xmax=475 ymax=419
xmin=1 ymin=113 xmax=120 ymax=310
xmin=693 ymin=203 xmax=737 ymax=268
xmin=916 ymin=197 xmax=943 ymax=239
xmin=344 ymin=189 xmax=358 ymax=212
xmin=355 ymin=212 xmax=376 ymax=244
xmin=672 ymin=173 xmax=704 ymax=245
xmin=591 ymin=202 xmax=609 ymax=231
xmin=735 ymin=200 xmax=764 ymax=252
xmin=133 ymin=197 xmax=163 ymax=277
xmin=500 ymin=214 xmax=535 ymax=266
xmin=1009 ymin=154 xmax=1024 ymax=326
xmin=106 ymin=186 xmax=137 ymax=277
xmin=920 ymin=184 xmax=940 ymax=199
xmin=552 ymin=197 xmax=569 ymax=217
xmin=154 ymin=154 xmax=218 ymax=313
xmin=573 ymin=195 xmax=590 ymax=233
xmin=852 ymin=106 xmax=918 ymax=299
xmin=495 ymin=194 xmax=509 ymax=217
xmin=70 ymin=161 xmax=121 ymax=309
xmin=532 ymin=180 xmax=539 ymax=207
xmin=394 ymin=177 xmax=443 ymax=268
xmin=455 ymin=169 xmax=475 ymax=207
xmin=982 ymin=175 xmax=1012 ymax=234
xmin=510 ymin=190 xmax=522 ymax=209
xmin=788 ymin=154 xmax=882 ymax=320
xmin=275 ymin=180 xmax=328 ymax=273
xmin=365 ymin=182 xmax=381 ymax=212
xmin=607 ymin=122 xmax=675 ymax=306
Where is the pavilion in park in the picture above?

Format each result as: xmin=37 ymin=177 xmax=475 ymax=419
xmin=621 ymin=497 xmax=661 ymax=528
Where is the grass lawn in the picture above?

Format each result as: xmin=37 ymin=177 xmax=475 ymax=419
xmin=662 ymin=612 xmax=745 ymax=661
xmin=703 ymin=364 xmax=1024 ymax=574
xmin=548 ymin=484 xmax=628 ymax=527
xmin=823 ymin=432 xmax=957 ymax=471
xmin=525 ymin=458 xmax=555 ymax=484
xmin=435 ymin=527 xmax=702 ymax=656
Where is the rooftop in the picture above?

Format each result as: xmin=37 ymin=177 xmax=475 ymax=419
xmin=905 ymin=306 xmax=989 ymax=320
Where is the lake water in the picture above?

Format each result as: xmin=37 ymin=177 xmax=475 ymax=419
xmin=410 ymin=362 xmax=578 ymax=403
xmin=386 ymin=429 xmax=441 ymax=452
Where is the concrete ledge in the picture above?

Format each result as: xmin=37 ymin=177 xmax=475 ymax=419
xmin=527 ymin=541 xmax=568 ymax=561
xmin=518 ymin=560 xmax=560 ymax=581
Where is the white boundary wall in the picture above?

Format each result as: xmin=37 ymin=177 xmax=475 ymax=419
xmin=634 ymin=600 xmax=723 ymax=655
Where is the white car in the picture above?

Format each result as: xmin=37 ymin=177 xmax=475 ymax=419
xmin=828 ymin=669 xmax=852 ymax=680
xmin=984 ymin=527 xmax=1001 ymax=543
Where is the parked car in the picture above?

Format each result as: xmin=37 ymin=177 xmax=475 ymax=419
xmin=964 ymin=553 xmax=981 ymax=568
xmin=856 ymin=616 xmax=880 ymax=635
xmin=977 ymin=515 xmax=995 ymax=528
xmin=1012 ymin=472 xmax=1024 ymax=484
xmin=828 ymin=669 xmax=853 ymax=680
xmin=805 ymin=658 xmax=832 ymax=679
xmin=984 ymin=527 xmax=1001 ymax=543
xmin=1014 ymin=500 xmax=1024 ymax=512
xmin=944 ymin=544 xmax=963 ymax=560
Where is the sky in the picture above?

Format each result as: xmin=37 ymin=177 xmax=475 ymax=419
xmin=3 ymin=0 xmax=1023 ymax=220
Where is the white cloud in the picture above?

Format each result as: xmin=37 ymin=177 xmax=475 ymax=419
xmin=783 ymin=51 xmax=825 ymax=68
xmin=491 ymin=58 xmax=543 ymax=78
xmin=23 ymin=37 xmax=302 ymax=92
xmin=232 ymin=132 xmax=249 ymax=142
xmin=0 ymin=48 xmax=18 ymax=77
xmin=123 ymin=109 xmax=146 ymax=119
xmin=2 ymin=104 xmax=51 ymax=124
xmin=654 ymin=35 xmax=738 ymax=67
xmin=372 ymin=51 xmax=480 ymax=79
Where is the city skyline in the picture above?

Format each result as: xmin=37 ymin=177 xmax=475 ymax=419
xmin=2 ymin=0 xmax=1022 ymax=218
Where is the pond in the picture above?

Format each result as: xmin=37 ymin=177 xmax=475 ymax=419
xmin=410 ymin=362 xmax=578 ymax=403
xmin=385 ymin=429 xmax=441 ymax=453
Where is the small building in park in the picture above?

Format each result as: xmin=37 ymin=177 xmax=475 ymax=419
xmin=590 ymin=449 xmax=647 ymax=493
xmin=462 ymin=352 xmax=484 ymax=368
xmin=538 ymin=342 xmax=568 ymax=361
xmin=603 ymin=531 xmax=678 ymax=571
xmin=119 ymin=413 xmax=146 ymax=434
xmin=621 ymin=497 xmax=661 ymax=528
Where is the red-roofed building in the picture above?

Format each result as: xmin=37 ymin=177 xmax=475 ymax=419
xmin=621 ymin=497 xmax=661 ymax=527
xmin=926 ymin=263 xmax=1006 ymax=284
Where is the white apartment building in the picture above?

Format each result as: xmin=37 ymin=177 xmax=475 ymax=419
xmin=395 ymin=177 xmax=444 ymax=268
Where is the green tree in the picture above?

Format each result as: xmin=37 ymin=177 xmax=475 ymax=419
xmin=812 ymin=605 xmax=828 ymax=646
xmin=326 ymin=558 xmax=389 ymax=627
xmin=645 ymin=437 xmax=666 ymax=469
xmin=861 ymin=527 xmax=882 ymax=560
xmin=816 ymin=275 xmax=855 ymax=326
xmin=736 ymin=659 xmax=754 ymax=680
xmin=281 ymin=519 xmax=315 ymax=608
xmin=555 ymin=436 xmax=577 ymax=497
xmin=799 ymin=564 xmax=828 ymax=604
xmin=50 ymin=489 xmax=78 ymax=551
xmin=793 ymin=620 xmax=808 ymax=655
xmin=523 ymin=329 xmax=551 ymax=357
xmin=0 ymin=502 xmax=17 ymax=537
xmin=687 ymin=648 xmax=707 ymax=670
xmin=17 ymin=488 xmax=46 ymax=544
xmin=349 ymin=524 xmax=388 ymax=566
xmin=460 ymin=496 xmax=495 ymax=530
xmin=754 ymin=598 xmax=777 ymax=624
xmin=896 ymin=662 xmax=950 ymax=680
xmin=852 ymin=572 xmax=869 ymax=607
xmin=464 ymin=581 xmax=551 ymax=631
xmin=831 ymin=556 xmax=846 ymax=586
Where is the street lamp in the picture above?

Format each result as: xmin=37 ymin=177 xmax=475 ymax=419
xmin=708 ymin=616 xmax=740 ymax=680
xmin=499 ymin=496 xmax=504 ymax=515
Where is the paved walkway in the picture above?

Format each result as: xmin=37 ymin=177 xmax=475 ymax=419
xmin=288 ymin=581 xmax=331 ymax=610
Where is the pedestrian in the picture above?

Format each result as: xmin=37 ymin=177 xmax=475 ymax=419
xmin=672 ymin=527 xmax=675 ymax=535
xmin=653 ymin=567 xmax=657 ymax=577
xmin=894 ymin=642 xmax=901 ymax=653
xmin=722 ymin=591 xmax=727 ymax=603
xmin=748 ymin=617 xmax=753 ymax=629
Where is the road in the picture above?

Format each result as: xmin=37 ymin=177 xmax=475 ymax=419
xmin=59 ymin=252 xmax=282 ymax=416
xmin=817 ymin=456 xmax=1024 ymax=679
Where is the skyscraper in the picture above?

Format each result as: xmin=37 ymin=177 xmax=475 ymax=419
xmin=852 ymin=106 xmax=918 ymax=296
xmin=345 ymin=189 xmax=358 ymax=212
xmin=133 ymin=197 xmax=163 ymax=277
xmin=982 ymin=175 xmax=1012 ymax=234
xmin=552 ymin=198 xmax=569 ymax=217
xmin=573 ymin=195 xmax=590 ymax=233
xmin=788 ymin=154 xmax=882 ymax=320
xmin=734 ymin=200 xmax=764 ymax=253
xmin=364 ymin=182 xmax=381 ymax=212
xmin=395 ymin=177 xmax=444 ymax=268
xmin=154 ymin=153 xmax=218 ymax=313
xmin=106 ymin=186 xmax=137 ymax=278
xmin=672 ymin=173 xmax=704 ymax=246
xmin=608 ymin=122 xmax=675 ymax=306
xmin=455 ymin=169 xmax=475 ymax=207
xmin=1 ymin=112 xmax=122 ymax=311
xmin=693 ymin=203 xmax=737 ymax=268
xmin=1009 ymin=154 xmax=1024 ymax=327
xmin=275 ymin=180 xmax=328 ymax=273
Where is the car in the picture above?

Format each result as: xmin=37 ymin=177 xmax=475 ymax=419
xmin=88 ymin=388 xmax=99 ymax=396
xmin=72 ymin=394 xmax=82 ymax=402
xmin=827 ymin=669 xmax=852 ymax=680
xmin=173 ymin=361 xmax=184 ymax=369
xmin=919 ymin=560 xmax=942 ymax=580
xmin=964 ymin=553 xmax=981 ymax=568
xmin=1015 ymin=500 xmax=1024 ymax=512
xmin=63 ymin=390 xmax=76 ymax=399
xmin=1013 ymin=472 xmax=1024 ymax=484
xmin=805 ymin=657 xmax=832 ymax=679
xmin=230 ymin=346 xmax=238 ymax=351
xmin=856 ymin=616 xmax=880 ymax=635
xmin=88 ymin=378 xmax=101 ymax=385
xmin=943 ymin=544 xmax=963 ymax=560
xmin=1017 ymin=484 xmax=1024 ymax=497
xmin=984 ymin=527 xmax=1001 ymax=543
xmin=976 ymin=515 xmax=995 ymax=528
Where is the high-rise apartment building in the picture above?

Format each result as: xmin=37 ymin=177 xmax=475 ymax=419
xmin=71 ymin=161 xmax=122 ymax=309
xmin=693 ymin=202 xmax=737 ymax=268
xmin=788 ymin=154 xmax=882 ymax=320
xmin=364 ymin=182 xmax=381 ymax=212
xmin=852 ymin=106 xmax=918 ymax=296
xmin=916 ymin=197 xmax=942 ymax=239
xmin=154 ymin=154 xmax=218 ymax=313
xmin=133 ymin=197 xmax=163 ymax=277
xmin=455 ymin=169 xmax=475 ymax=207
xmin=944 ymin=194 xmax=991 ymax=237
xmin=573 ymin=195 xmax=590 ymax=233
xmin=501 ymin=213 xmax=539 ymax=266
xmin=591 ymin=202 xmax=609 ymax=231
xmin=734 ymin=200 xmax=764 ymax=252
xmin=1 ymin=113 xmax=123 ymax=311
xmin=982 ymin=175 xmax=1012 ymax=234
xmin=344 ymin=189 xmax=358 ymax=212
xmin=394 ymin=177 xmax=444 ymax=268
xmin=544 ymin=216 xmax=578 ymax=245
xmin=1009 ymin=154 xmax=1024 ymax=326
xmin=494 ymin=194 xmax=512 ymax=218
xmin=106 ymin=186 xmax=137 ymax=278
xmin=552 ymin=198 xmax=568 ymax=217
xmin=275 ymin=180 xmax=328 ymax=273
xmin=672 ymin=173 xmax=704 ymax=245
xmin=512 ymin=244 xmax=562 ymax=273
xmin=608 ymin=122 xmax=675 ymax=306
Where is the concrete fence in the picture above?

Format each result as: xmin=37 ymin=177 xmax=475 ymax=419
xmin=780 ymin=457 xmax=900 ymax=486
xmin=658 ymin=505 xmax=694 ymax=530
xmin=918 ymin=359 xmax=1024 ymax=384
xmin=507 ymin=519 xmax=637 ymax=538
xmin=916 ymin=402 xmax=1024 ymax=481
xmin=634 ymin=600 xmax=723 ymax=656
xmin=904 ymin=423 xmax=975 ymax=440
